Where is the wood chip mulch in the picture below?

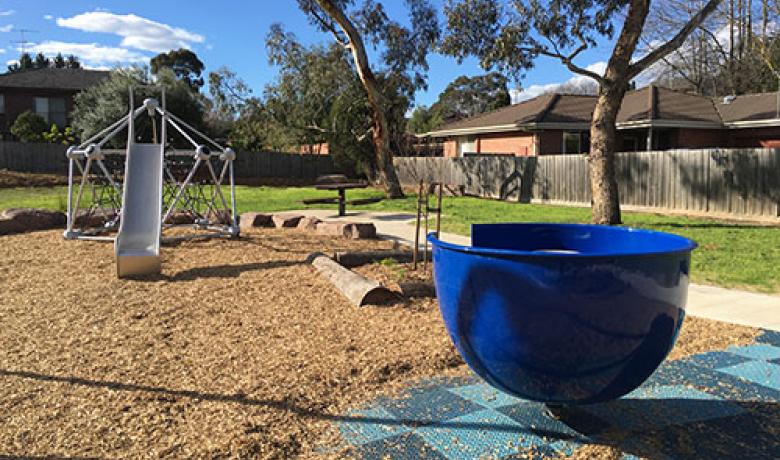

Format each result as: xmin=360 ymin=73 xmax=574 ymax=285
xmin=0 ymin=169 xmax=69 ymax=188
xmin=0 ymin=229 xmax=760 ymax=459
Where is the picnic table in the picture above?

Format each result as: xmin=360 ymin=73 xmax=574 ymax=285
xmin=303 ymin=175 xmax=382 ymax=216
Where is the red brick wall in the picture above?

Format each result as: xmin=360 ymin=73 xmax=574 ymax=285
xmin=728 ymin=126 xmax=780 ymax=148
xmin=443 ymin=140 xmax=458 ymax=157
xmin=0 ymin=87 xmax=78 ymax=132
xmin=477 ymin=132 xmax=535 ymax=156
xmin=674 ymin=128 xmax=727 ymax=148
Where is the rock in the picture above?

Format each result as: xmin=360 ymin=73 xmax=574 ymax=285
xmin=0 ymin=217 xmax=24 ymax=235
xmin=297 ymin=216 xmax=321 ymax=231
xmin=272 ymin=214 xmax=304 ymax=228
xmin=0 ymin=208 xmax=66 ymax=233
xmin=239 ymin=212 xmax=274 ymax=230
xmin=207 ymin=209 xmax=233 ymax=225
xmin=346 ymin=223 xmax=376 ymax=239
xmin=74 ymin=210 xmax=114 ymax=228
xmin=315 ymin=221 xmax=376 ymax=239
xmin=167 ymin=211 xmax=196 ymax=225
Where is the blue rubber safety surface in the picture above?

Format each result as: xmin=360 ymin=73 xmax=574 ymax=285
xmin=336 ymin=331 xmax=780 ymax=459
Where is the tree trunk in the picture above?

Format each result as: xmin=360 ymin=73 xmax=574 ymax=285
xmin=589 ymin=86 xmax=626 ymax=224
xmin=314 ymin=0 xmax=404 ymax=198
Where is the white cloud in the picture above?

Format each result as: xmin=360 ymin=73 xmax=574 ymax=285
xmin=26 ymin=41 xmax=149 ymax=66
xmin=0 ymin=24 xmax=13 ymax=33
xmin=511 ymin=61 xmax=606 ymax=103
xmin=6 ymin=59 xmax=17 ymax=66
xmin=44 ymin=14 xmax=54 ymax=21
xmin=0 ymin=48 xmax=6 ymax=54
xmin=56 ymin=11 xmax=204 ymax=53
xmin=0 ymin=10 xmax=14 ymax=17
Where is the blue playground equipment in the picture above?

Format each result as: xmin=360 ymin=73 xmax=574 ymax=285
xmin=428 ymin=223 xmax=697 ymax=405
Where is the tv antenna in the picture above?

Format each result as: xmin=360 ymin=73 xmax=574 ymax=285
xmin=11 ymin=28 xmax=38 ymax=54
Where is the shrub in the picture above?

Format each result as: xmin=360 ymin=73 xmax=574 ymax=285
xmin=10 ymin=111 xmax=48 ymax=142
xmin=42 ymin=124 xmax=77 ymax=145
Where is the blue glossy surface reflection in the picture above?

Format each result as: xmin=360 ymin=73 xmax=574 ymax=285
xmin=428 ymin=224 xmax=697 ymax=404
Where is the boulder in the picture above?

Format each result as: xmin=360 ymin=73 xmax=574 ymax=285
xmin=0 ymin=208 xmax=66 ymax=234
xmin=297 ymin=216 xmax=321 ymax=231
xmin=315 ymin=221 xmax=376 ymax=239
xmin=74 ymin=210 xmax=113 ymax=228
xmin=239 ymin=212 xmax=274 ymax=230
xmin=205 ymin=209 xmax=233 ymax=225
xmin=0 ymin=217 xmax=23 ymax=235
xmin=167 ymin=211 xmax=196 ymax=225
xmin=272 ymin=214 xmax=304 ymax=228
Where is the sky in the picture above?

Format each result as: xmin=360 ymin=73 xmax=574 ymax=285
xmin=6 ymin=1 xmax=619 ymax=107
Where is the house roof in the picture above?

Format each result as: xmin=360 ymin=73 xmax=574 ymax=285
xmin=0 ymin=68 xmax=110 ymax=91
xmin=716 ymin=92 xmax=780 ymax=123
xmin=426 ymin=85 xmax=774 ymax=137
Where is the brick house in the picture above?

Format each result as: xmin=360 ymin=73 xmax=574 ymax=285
xmin=0 ymin=67 xmax=109 ymax=136
xmin=425 ymin=86 xmax=780 ymax=157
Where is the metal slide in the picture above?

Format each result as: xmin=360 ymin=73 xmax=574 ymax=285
xmin=114 ymin=142 xmax=164 ymax=277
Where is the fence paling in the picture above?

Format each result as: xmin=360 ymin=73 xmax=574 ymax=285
xmin=393 ymin=149 xmax=780 ymax=218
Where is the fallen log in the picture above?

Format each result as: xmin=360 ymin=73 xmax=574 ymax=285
xmin=333 ymin=250 xmax=429 ymax=268
xmin=308 ymin=253 xmax=397 ymax=306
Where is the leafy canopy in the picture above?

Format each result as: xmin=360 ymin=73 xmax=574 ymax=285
xmin=150 ymin=49 xmax=205 ymax=91
xmin=441 ymin=0 xmax=627 ymax=83
xmin=296 ymin=0 xmax=439 ymax=93
xmin=71 ymin=67 xmax=205 ymax=148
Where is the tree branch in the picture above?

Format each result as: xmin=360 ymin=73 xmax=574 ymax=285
xmin=628 ymin=0 xmax=722 ymax=79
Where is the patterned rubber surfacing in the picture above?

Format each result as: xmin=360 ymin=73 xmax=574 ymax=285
xmin=336 ymin=330 xmax=780 ymax=459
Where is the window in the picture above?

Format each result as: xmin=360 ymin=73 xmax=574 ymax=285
xmin=458 ymin=136 xmax=477 ymax=156
xmin=0 ymin=94 xmax=5 ymax=114
xmin=34 ymin=96 xmax=67 ymax=127
xmin=562 ymin=132 xmax=581 ymax=154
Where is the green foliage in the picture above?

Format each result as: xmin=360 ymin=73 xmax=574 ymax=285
xmin=34 ymin=52 xmax=50 ymax=69
xmin=263 ymin=28 xmax=414 ymax=173
xmin=10 ymin=111 xmax=48 ymax=142
xmin=71 ymin=67 xmax=205 ymax=148
xmin=408 ymin=72 xmax=511 ymax=133
xmin=441 ymin=0 xmax=625 ymax=82
xmin=42 ymin=125 xmax=77 ymax=145
xmin=8 ymin=52 xmax=81 ymax=72
xmin=296 ymin=0 xmax=440 ymax=91
xmin=150 ymin=49 xmax=205 ymax=91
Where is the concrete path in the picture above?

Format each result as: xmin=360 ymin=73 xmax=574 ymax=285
xmin=292 ymin=210 xmax=780 ymax=331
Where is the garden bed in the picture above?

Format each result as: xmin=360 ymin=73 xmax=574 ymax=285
xmin=0 ymin=228 xmax=761 ymax=458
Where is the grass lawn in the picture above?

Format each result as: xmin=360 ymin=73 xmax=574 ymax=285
xmin=2 ymin=185 xmax=779 ymax=293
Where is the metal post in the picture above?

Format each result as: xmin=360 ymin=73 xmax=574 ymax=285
xmin=65 ymin=157 xmax=74 ymax=234
xmin=413 ymin=180 xmax=423 ymax=269
xmin=338 ymin=188 xmax=346 ymax=216
xmin=423 ymin=184 xmax=430 ymax=270
xmin=436 ymin=183 xmax=443 ymax=238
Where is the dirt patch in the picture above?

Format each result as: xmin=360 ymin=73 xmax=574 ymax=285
xmin=0 ymin=169 xmax=69 ymax=188
xmin=0 ymin=232 xmax=762 ymax=459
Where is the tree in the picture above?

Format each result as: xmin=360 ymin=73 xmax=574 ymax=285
xmin=34 ymin=52 xmax=50 ymax=69
xmin=71 ymin=67 xmax=205 ymax=148
xmin=442 ymin=0 xmax=721 ymax=224
xmin=408 ymin=105 xmax=442 ymax=134
xmin=66 ymin=55 xmax=81 ymax=69
xmin=10 ymin=111 xmax=49 ymax=142
xmin=434 ymin=73 xmax=511 ymax=123
xmin=295 ymin=0 xmax=439 ymax=198
xmin=8 ymin=52 xmax=33 ymax=72
xmin=150 ymin=49 xmax=205 ymax=91
xmin=53 ymin=53 xmax=67 ymax=69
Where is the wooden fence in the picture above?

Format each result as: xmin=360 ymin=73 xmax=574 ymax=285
xmin=393 ymin=149 xmax=780 ymax=218
xmin=0 ymin=141 xmax=338 ymax=181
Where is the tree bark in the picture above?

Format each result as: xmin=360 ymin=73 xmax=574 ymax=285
xmin=313 ymin=0 xmax=405 ymax=198
xmin=586 ymin=0 xmax=720 ymax=224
